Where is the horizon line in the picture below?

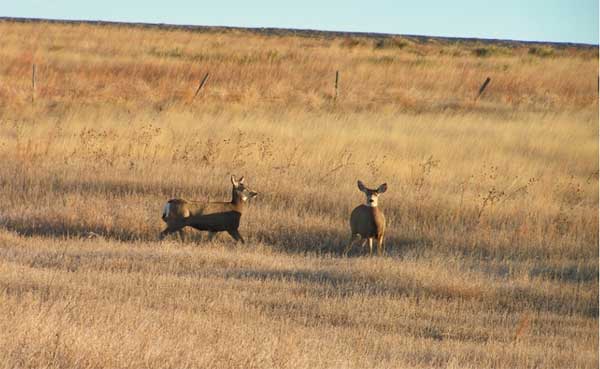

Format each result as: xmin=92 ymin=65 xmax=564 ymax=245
xmin=1 ymin=16 xmax=598 ymax=48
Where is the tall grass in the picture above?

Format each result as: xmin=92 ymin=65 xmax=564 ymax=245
xmin=0 ymin=19 xmax=597 ymax=368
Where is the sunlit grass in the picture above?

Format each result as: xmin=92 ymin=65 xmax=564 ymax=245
xmin=0 ymin=19 xmax=597 ymax=368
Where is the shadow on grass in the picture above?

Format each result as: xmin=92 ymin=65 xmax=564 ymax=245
xmin=3 ymin=224 xmax=596 ymax=319
xmin=0 ymin=214 xmax=430 ymax=257
xmin=1 ymin=217 xmax=146 ymax=242
xmin=224 ymin=265 xmax=598 ymax=319
xmin=529 ymin=264 xmax=599 ymax=284
xmin=252 ymin=227 xmax=431 ymax=258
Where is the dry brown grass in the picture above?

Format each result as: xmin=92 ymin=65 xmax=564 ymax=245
xmin=0 ymin=19 xmax=598 ymax=368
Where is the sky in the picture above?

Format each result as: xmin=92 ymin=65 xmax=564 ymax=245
xmin=2 ymin=1 xmax=598 ymax=44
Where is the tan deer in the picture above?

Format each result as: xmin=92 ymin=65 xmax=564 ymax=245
xmin=344 ymin=180 xmax=387 ymax=256
xmin=160 ymin=175 xmax=258 ymax=243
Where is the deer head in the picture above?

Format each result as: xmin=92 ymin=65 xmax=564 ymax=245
xmin=357 ymin=180 xmax=387 ymax=207
xmin=231 ymin=175 xmax=258 ymax=203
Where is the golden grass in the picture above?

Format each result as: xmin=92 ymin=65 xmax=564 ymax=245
xmin=0 ymin=19 xmax=598 ymax=368
xmin=0 ymin=21 xmax=597 ymax=113
xmin=0 ymin=233 xmax=597 ymax=369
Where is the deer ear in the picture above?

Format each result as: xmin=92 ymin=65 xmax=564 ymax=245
xmin=377 ymin=183 xmax=388 ymax=193
xmin=357 ymin=180 xmax=366 ymax=192
xmin=231 ymin=175 xmax=238 ymax=186
xmin=238 ymin=176 xmax=245 ymax=184
xmin=249 ymin=191 xmax=258 ymax=198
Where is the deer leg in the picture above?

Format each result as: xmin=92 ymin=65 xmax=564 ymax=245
xmin=227 ymin=229 xmax=245 ymax=244
xmin=208 ymin=231 xmax=218 ymax=242
xmin=160 ymin=221 xmax=187 ymax=241
xmin=368 ymin=238 xmax=374 ymax=256
xmin=177 ymin=229 xmax=186 ymax=242
xmin=160 ymin=225 xmax=181 ymax=240
xmin=377 ymin=235 xmax=385 ymax=256
xmin=343 ymin=234 xmax=360 ymax=256
xmin=360 ymin=238 xmax=367 ymax=248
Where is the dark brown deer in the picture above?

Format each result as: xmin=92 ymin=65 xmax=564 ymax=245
xmin=160 ymin=175 xmax=258 ymax=243
xmin=344 ymin=180 xmax=387 ymax=256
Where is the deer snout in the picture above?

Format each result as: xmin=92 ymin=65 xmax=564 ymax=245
xmin=241 ymin=191 xmax=258 ymax=202
xmin=366 ymin=194 xmax=378 ymax=207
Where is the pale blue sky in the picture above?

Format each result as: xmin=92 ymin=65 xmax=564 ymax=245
xmin=2 ymin=1 xmax=598 ymax=44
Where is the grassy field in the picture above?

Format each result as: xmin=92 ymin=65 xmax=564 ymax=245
xmin=0 ymin=19 xmax=598 ymax=368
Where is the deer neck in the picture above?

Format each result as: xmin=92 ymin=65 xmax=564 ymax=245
xmin=231 ymin=189 xmax=245 ymax=212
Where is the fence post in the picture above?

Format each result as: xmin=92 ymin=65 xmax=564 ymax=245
xmin=31 ymin=64 xmax=36 ymax=105
xmin=476 ymin=77 xmax=491 ymax=100
xmin=192 ymin=72 xmax=210 ymax=101
xmin=334 ymin=70 xmax=339 ymax=102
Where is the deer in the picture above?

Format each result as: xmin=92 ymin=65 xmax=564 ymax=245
xmin=343 ymin=180 xmax=387 ymax=256
xmin=160 ymin=175 xmax=258 ymax=243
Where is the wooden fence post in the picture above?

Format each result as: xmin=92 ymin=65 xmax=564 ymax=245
xmin=476 ymin=77 xmax=491 ymax=100
xmin=192 ymin=72 xmax=210 ymax=101
xmin=31 ymin=64 xmax=36 ymax=105
xmin=334 ymin=70 xmax=339 ymax=101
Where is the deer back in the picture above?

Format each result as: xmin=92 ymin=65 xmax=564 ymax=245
xmin=185 ymin=201 xmax=243 ymax=232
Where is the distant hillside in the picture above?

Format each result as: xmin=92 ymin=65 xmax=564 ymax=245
xmin=1 ymin=16 xmax=597 ymax=49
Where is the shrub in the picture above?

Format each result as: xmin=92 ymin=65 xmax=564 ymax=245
xmin=528 ymin=46 xmax=555 ymax=57
xmin=473 ymin=47 xmax=491 ymax=57
xmin=373 ymin=37 xmax=409 ymax=50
